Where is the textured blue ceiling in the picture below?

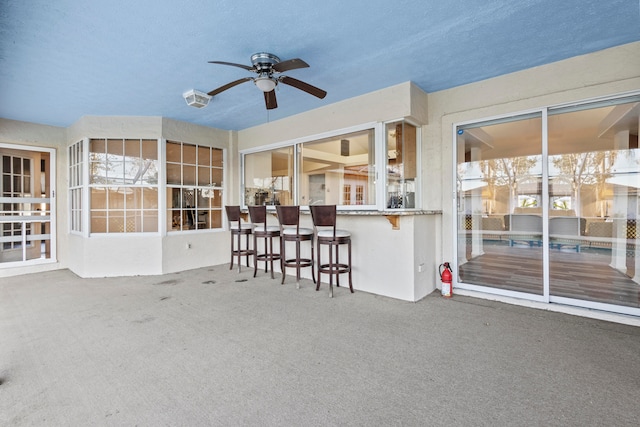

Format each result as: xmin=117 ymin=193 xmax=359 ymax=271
xmin=1 ymin=0 xmax=638 ymax=131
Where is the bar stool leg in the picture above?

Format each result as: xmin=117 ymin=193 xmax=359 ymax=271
xmin=311 ymin=242 xmax=316 ymax=284
xmin=347 ymin=240 xmax=354 ymax=293
xmin=252 ymin=234 xmax=258 ymax=278
xmin=280 ymin=238 xmax=286 ymax=285
xmin=315 ymin=240 xmax=321 ymax=291
xmin=335 ymin=244 xmax=341 ymax=288
xmin=245 ymin=234 xmax=251 ymax=267
xmin=229 ymin=232 xmax=234 ymax=270
xmin=236 ymin=232 xmax=242 ymax=273
xmin=295 ymin=240 xmax=301 ymax=289
xmin=268 ymin=236 xmax=275 ymax=279
xmin=329 ymin=241 xmax=334 ymax=298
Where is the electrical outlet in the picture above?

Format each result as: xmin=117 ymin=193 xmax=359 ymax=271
xmin=186 ymin=243 xmax=191 ymax=249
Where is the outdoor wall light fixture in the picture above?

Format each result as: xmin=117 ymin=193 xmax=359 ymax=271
xmin=183 ymin=89 xmax=211 ymax=108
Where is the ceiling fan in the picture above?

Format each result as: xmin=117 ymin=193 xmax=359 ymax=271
xmin=207 ymin=52 xmax=327 ymax=110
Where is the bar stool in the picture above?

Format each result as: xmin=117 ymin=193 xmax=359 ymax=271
xmin=310 ymin=205 xmax=353 ymax=297
xmin=248 ymin=205 xmax=281 ymax=279
xmin=275 ymin=205 xmax=316 ymax=288
xmin=225 ymin=205 xmax=254 ymax=273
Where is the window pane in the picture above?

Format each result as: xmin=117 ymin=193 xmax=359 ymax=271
xmin=127 ymin=187 xmax=143 ymax=210
xmin=124 ymin=139 xmax=140 ymax=158
xmin=547 ymin=100 xmax=639 ymax=308
xmin=166 ymin=163 xmax=181 ymax=185
xmin=386 ymin=121 xmax=417 ymax=209
xmin=300 ymin=128 xmax=375 ymax=207
xmin=108 ymin=210 xmax=125 ymax=233
xmin=91 ymin=188 xmax=107 ymax=209
xmin=212 ymin=168 xmax=223 ymax=187
xmin=198 ymin=146 xmax=210 ymax=166
xmin=210 ymin=209 xmax=222 ymax=228
xmin=142 ymin=188 xmax=158 ymax=209
xmin=13 ymin=157 xmax=21 ymax=174
xmin=211 ymin=148 xmax=223 ymax=167
xmin=90 ymin=139 xmax=107 ymax=184
xmin=166 ymin=141 xmax=181 ymax=163
xmin=124 ymin=139 xmax=142 ymax=184
xmin=143 ymin=212 xmax=158 ymax=232
xmin=457 ymin=114 xmax=543 ymax=295
xmin=183 ymin=144 xmax=196 ymax=165
xmin=108 ymin=188 xmax=125 ymax=209
xmin=183 ymin=165 xmax=196 ymax=186
xmin=198 ymin=166 xmax=210 ymax=186
xmin=142 ymin=139 xmax=158 ymax=160
xmin=244 ymin=147 xmax=294 ymax=206
xmin=91 ymin=212 xmax=107 ymax=233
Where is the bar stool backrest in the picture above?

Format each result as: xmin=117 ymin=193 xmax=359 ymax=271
xmin=275 ymin=205 xmax=301 ymax=234
xmin=310 ymin=205 xmax=337 ymax=238
xmin=248 ymin=205 xmax=267 ymax=231
xmin=225 ymin=205 xmax=242 ymax=228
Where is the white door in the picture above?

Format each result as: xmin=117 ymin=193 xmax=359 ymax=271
xmin=0 ymin=144 xmax=56 ymax=266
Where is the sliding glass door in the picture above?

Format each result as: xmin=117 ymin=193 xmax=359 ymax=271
xmin=456 ymin=113 xmax=544 ymax=297
xmin=455 ymin=95 xmax=640 ymax=313
xmin=548 ymin=101 xmax=639 ymax=308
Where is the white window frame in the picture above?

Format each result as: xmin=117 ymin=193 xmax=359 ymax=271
xmin=241 ymin=121 xmax=422 ymax=211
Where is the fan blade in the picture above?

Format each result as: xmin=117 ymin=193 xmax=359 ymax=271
xmin=272 ymin=58 xmax=309 ymax=73
xmin=264 ymin=90 xmax=278 ymax=110
xmin=208 ymin=61 xmax=254 ymax=71
xmin=207 ymin=77 xmax=253 ymax=97
xmin=280 ymin=76 xmax=327 ymax=99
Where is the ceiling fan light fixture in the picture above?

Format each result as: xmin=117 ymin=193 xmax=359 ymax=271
xmin=183 ymin=89 xmax=211 ymax=108
xmin=254 ymin=76 xmax=276 ymax=92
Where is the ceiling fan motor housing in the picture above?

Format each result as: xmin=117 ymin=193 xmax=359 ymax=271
xmin=251 ymin=52 xmax=280 ymax=73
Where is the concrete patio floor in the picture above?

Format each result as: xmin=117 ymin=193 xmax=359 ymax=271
xmin=1 ymin=265 xmax=640 ymax=426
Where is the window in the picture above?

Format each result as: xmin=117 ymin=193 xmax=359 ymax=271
xmin=244 ymin=146 xmax=294 ymax=206
xmin=386 ymin=121 xmax=417 ymax=208
xmin=166 ymin=141 xmax=223 ymax=231
xmin=69 ymin=141 xmax=83 ymax=233
xmin=343 ymin=184 xmax=351 ymax=205
xmin=300 ymin=129 xmax=375 ymax=207
xmin=89 ymin=138 xmax=159 ymax=233
xmin=243 ymin=124 xmax=392 ymax=209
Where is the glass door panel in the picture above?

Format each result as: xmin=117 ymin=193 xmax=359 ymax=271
xmin=457 ymin=114 xmax=543 ymax=295
xmin=1 ymin=148 xmax=53 ymax=265
xmin=548 ymin=101 xmax=639 ymax=308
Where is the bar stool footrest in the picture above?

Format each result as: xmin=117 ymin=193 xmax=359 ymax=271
xmin=283 ymin=258 xmax=313 ymax=268
xmin=318 ymin=263 xmax=350 ymax=274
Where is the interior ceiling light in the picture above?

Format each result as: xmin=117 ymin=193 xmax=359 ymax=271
xmin=183 ymin=89 xmax=211 ymax=108
xmin=254 ymin=75 xmax=277 ymax=92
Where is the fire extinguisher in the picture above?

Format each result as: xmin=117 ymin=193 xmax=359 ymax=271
xmin=439 ymin=262 xmax=453 ymax=298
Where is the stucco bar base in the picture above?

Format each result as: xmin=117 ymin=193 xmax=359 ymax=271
xmin=291 ymin=211 xmax=441 ymax=302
